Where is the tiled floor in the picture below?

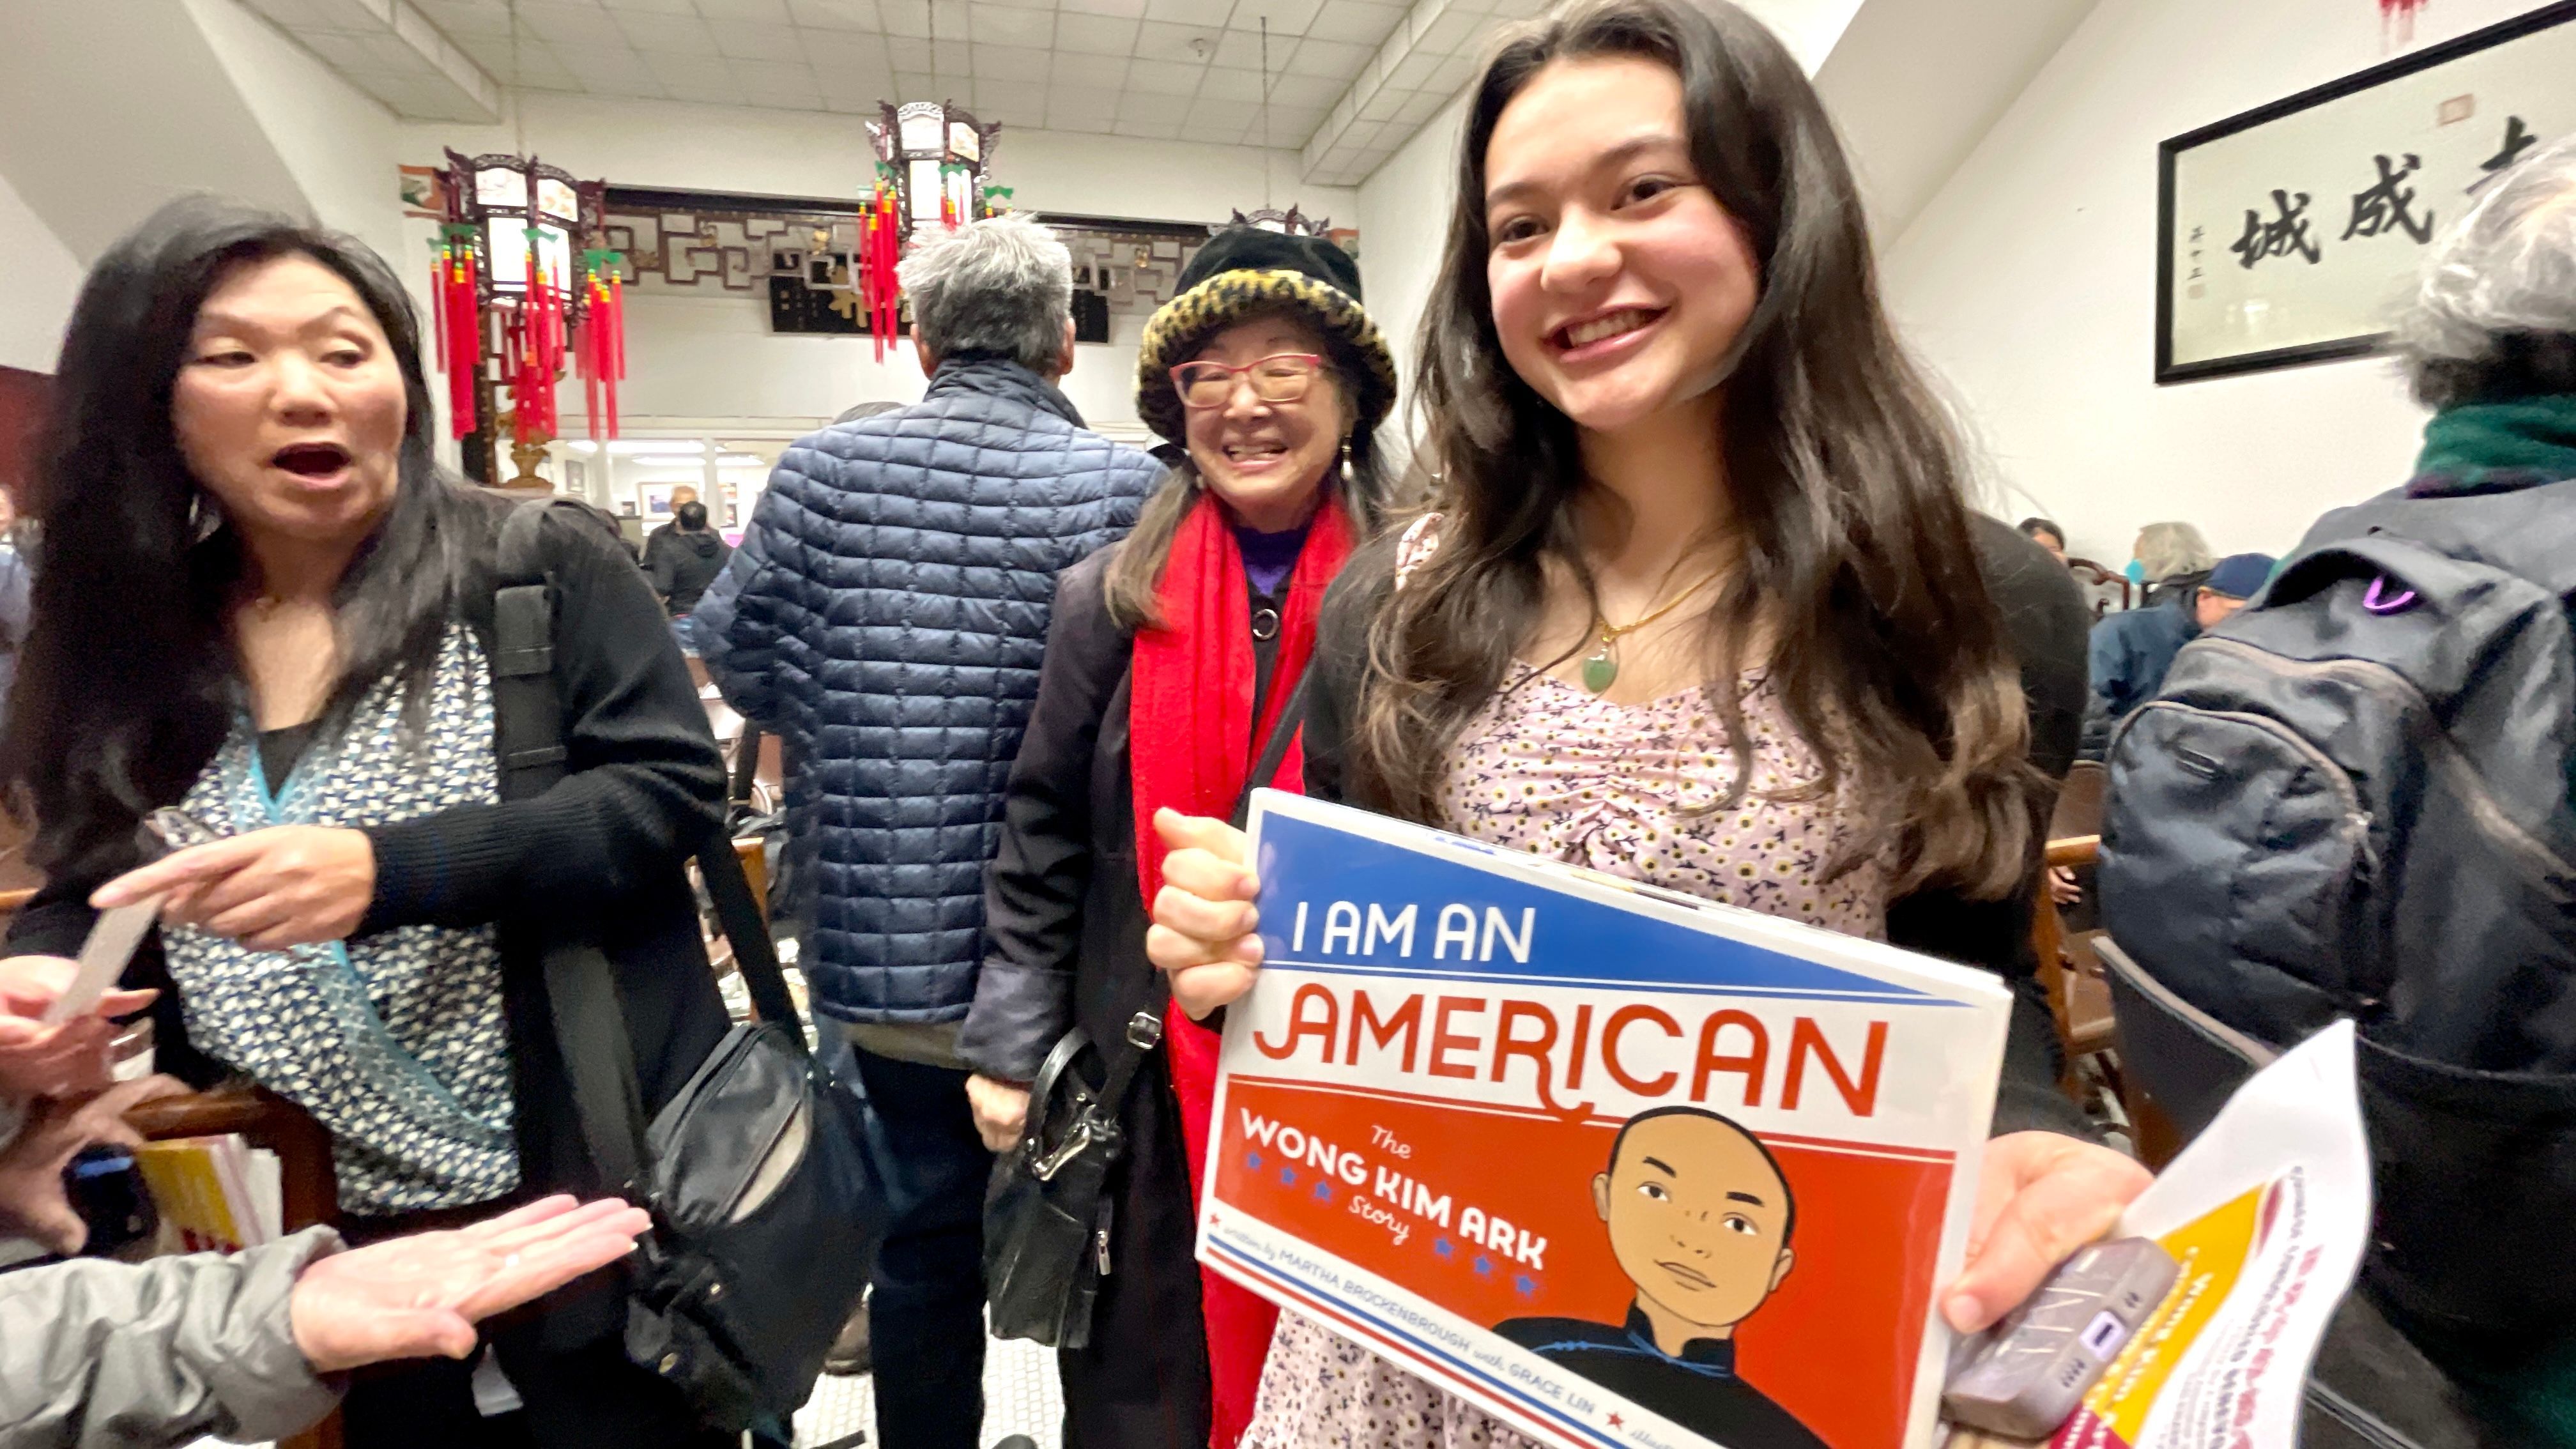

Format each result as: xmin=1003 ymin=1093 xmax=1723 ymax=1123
xmin=793 ymin=1333 xmax=1062 ymax=1449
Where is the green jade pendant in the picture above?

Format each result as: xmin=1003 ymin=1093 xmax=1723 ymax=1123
xmin=1582 ymin=642 xmax=1619 ymax=693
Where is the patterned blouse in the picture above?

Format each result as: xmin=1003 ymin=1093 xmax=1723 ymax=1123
xmin=1240 ymin=522 xmax=1891 ymax=1449
xmin=162 ymin=623 xmax=518 ymax=1216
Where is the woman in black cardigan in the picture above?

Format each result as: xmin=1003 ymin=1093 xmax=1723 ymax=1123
xmin=0 ymin=199 xmax=730 ymax=1449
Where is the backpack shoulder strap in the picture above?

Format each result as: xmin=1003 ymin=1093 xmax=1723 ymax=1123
xmin=489 ymin=498 xmax=648 ymax=1192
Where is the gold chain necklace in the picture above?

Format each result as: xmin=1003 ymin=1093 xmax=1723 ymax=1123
xmin=1581 ymin=570 xmax=1717 ymax=693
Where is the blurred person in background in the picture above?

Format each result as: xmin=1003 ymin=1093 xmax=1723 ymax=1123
xmin=0 ymin=198 xmax=734 ymax=1449
xmin=2128 ymin=519 xmax=2214 ymax=604
xmin=648 ymin=498 xmax=730 ymax=654
xmin=696 ymin=213 xmax=1160 ymax=1449
xmin=2017 ymin=515 xmax=2067 ymax=563
xmin=639 ymin=482 xmax=698 ymax=574
xmin=2082 ymin=551 xmax=2274 ymax=758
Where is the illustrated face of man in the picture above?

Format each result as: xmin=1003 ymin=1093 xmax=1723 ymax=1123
xmin=1593 ymin=1112 xmax=1794 ymax=1344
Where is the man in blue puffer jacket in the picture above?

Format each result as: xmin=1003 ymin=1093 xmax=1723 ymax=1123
xmin=696 ymin=213 xmax=1159 ymax=1449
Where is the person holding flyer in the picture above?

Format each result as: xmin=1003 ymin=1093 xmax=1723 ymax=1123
xmin=1137 ymin=3 xmax=2152 ymax=1445
xmin=956 ymin=227 xmax=1399 ymax=1449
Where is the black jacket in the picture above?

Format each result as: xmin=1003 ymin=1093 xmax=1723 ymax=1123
xmin=4 ymin=498 xmax=732 ymax=1346
xmin=647 ymin=526 xmax=731 ymax=616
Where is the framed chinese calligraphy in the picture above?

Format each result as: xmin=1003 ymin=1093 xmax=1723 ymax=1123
xmin=2156 ymin=1 xmax=2576 ymax=384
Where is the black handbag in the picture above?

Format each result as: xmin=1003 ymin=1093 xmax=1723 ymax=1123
xmin=493 ymin=500 xmax=884 ymax=1431
xmin=983 ymin=669 xmax=1311 ymax=1348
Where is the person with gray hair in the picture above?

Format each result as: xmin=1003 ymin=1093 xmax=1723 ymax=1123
xmin=2129 ymin=519 xmax=2215 ymax=601
xmin=693 ymin=213 xmax=1160 ymax=1449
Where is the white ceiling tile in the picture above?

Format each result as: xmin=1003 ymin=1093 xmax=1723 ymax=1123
xmin=1124 ymin=57 xmax=1203 ymax=95
xmin=1134 ymin=19 xmax=1222 ymax=63
xmin=1257 ymin=70 xmax=1337 ymax=106
xmin=1388 ymin=84 xmax=1446 ymax=125
xmin=1337 ymin=118 xmax=1386 ymax=149
xmin=693 ymin=0 xmax=793 ymax=21
xmin=1284 ymin=34 xmax=1364 ymax=75
xmin=509 ymin=43 xmax=584 ymax=88
xmin=516 ymin=2 xmax=628 ymax=47
xmin=877 ymin=0 xmax=930 ymax=36
xmin=1410 ymin=6 xmax=1483 ymax=56
xmin=663 ymin=73 xmax=747 ymax=102
xmin=973 ymin=42 xmax=1051 ymax=80
xmin=971 ymin=80 xmax=1046 ymax=122
xmin=1197 ymin=66 xmax=1261 ymax=102
xmin=891 ymin=68 xmax=933 ymax=93
xmin=787 ymin=0 xmax=880 ymax=27
xmin=555 ymin=43 xmax=664 ymax=89
xmin=1422 ymin=48 xmax=1475 ymax=92
xmin=814 ymin=59 xmax=895 ymax=98
xmin=1185 ymin=94 xmax=1262 ymax=130
xmin=450 ymin=31 xmax=518 ymax=70
xmin=296 ymin=31 xmax=381 ymax=69
xmin=732 ymin=56 xmax=824 ymax=102
xmin=1142 ymin=0 xmax=1226 ymax=19
xmin=968 ymin=2 xmax=1052 ymax=45
xmin=1052 ymin=13 xmax=1135 ymax=55
xmin=1117 ymin=89 xmax=1192 ymax=122
xmin=887 ymin=37 xmax=930 ymax=66
xmin=1266 ymin=103 xmax=1328 ymax=140
xmin=1483 ymin=0 xmax=1547 ymax=13
xmin=1354 ymin=82 xmax=1404 ymax=122
xmin=1208 ymin=27 xmax=1275 ymax=70
xmin=599 ymin=0 xmax=702 ymax=14
xmin=365 ymin=33 xmax=447 ymax=74
xmin=1046 ymin=84 xmax=1121 ymax=123
xmin=1302 ymin=0 xmax=1402 ymax=45
xmin=803 ymin=28 xmax=892 ymax=65
xmin=415 ymin=0 xmax=514 ymax=37
xmin=1057 ymin=0 xmax=1146 ymax=15
xmin=644 ymin=48 xmax=734 ymax=83
xmin=1228 ymin=0 xmax=1321 ymax=36
xmin=1112 ymin=116 xmax=1188 ymax=139
xmin=1051 ymin=50 xmax=1126 ymax=84
xmin=1380 ymin=46 xmax=1439 ymax=90
xmin=823 ymin=93 xmax=885 ymax=112
xmin=615 ymin=10 xmax=719 ymax=50
xmin=715 ymin=19 xmax=804 ymax=57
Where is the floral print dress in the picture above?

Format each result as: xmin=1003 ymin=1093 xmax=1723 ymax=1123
xmin=1240 ymin=543 xmax=1891 ymax=1448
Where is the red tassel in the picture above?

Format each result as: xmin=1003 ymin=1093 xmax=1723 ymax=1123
xmin=2380 ymin=0 xmax=2425 ymax=40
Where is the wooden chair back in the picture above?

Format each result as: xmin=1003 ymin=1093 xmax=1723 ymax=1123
xmin=2066 ymin=558 xmax=2134 ymax=620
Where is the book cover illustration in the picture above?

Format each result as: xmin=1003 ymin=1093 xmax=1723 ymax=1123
xmin=1198 ymin=792 xmax=2014 ymax=1449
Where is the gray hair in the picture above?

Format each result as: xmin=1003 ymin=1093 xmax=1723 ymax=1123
xmin=896 ymin=214 xmax=1073 ymax=375
xmin=2395 ymin=129 xmax=2576 ymax=409
xmin=2135 ymin=521 xmax=2214 ymax=581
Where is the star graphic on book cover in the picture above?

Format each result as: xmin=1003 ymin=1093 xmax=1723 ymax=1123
xmin=1312 ymin=1180 xmax=1334 ymax=1202
xmin=1434 ymin=1238 xmax=1455 ymax=1259
xmin=1279 ymin=1167 xmax=1298 ymax=1187
xmin=1473 ymin=1255 xmax=1494 ymax=1276
xmin=1514 ymin=1273 xmax=1538 ymax=1296
xmin=1606 ymin=1413 xmax=1624 ymax=1429
xmin=1246 ymin=1151 xmax=1264 ymax=1170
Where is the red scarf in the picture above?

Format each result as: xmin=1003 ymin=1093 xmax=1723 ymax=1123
xmin=1129 ymin=486 xmax=1354 ymax=1449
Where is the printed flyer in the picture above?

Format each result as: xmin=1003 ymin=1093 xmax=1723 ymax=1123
xmin=2043 ymin=1022 xmax=2370 ymax=1449
xmin=1198 ymin=792 xmax=2015 ymax=1449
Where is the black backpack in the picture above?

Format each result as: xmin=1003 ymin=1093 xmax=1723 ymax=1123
xmin=2098 ymin=476 xmax=2576 ymax=1349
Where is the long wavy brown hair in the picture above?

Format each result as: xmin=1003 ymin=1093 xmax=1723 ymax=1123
xmin=1349 ymin=0 xmax=2039 ymax=900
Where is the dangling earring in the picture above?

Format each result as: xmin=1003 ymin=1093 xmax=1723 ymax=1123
xmin=188 ymin=493 xmax=221 ymax=542
xmin=1339 ymin=435 xmax=1353 ymax=482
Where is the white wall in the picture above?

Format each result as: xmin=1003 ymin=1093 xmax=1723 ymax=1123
xmin=401 ymin=92 xmax=1353 ymax=436
xmin=183 ymin=0 xmax=407 ymax=264
xmin=1356 ymin=89 xmax=1471 ymax=441
xmin=1882 ymin=0 xmax=2560 ymax=565
xmin=0 ymin=173 xmax=85 ymax=372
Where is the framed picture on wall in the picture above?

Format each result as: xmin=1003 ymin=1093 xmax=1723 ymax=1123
xmin=2156 ymin=0 xmax=2576 ymax=384
xmin=640 ymin=483 xmax=680 ymax=522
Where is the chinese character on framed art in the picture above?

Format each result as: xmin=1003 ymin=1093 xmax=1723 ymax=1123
xmin=2156 ymin=1 xmax=2576 ymax=384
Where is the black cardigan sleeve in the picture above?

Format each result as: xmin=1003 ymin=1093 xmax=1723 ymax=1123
xmin=356 ymin=505 xmax=727 ymax=932
xmin=1301 ymin=531 xmax=2099 ymax=1142
xmin=957 ymin=551 xmax=1130 ymax=1083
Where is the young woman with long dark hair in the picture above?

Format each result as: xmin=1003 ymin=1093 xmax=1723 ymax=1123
xmin=956 ymin=229 xmax=1396 ymax=1449
xmin=1137 ymin=4 xmax=2152 ymax=1445
xmin=0 ymin=197 xmax=733 ymax=1449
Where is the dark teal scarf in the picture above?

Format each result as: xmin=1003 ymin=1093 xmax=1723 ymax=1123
xmin=2409 ymin=397 xmax=2576 ymax=495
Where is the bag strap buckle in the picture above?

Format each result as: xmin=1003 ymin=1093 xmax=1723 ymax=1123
xmin=1126 ymin=1011 xmax=1165 ymax=1050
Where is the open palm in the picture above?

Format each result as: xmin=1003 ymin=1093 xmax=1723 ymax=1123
xmin=289 ymin=1196 xmax=652 ymax=1372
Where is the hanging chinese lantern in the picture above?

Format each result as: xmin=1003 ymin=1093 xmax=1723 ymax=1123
xmin=431 ymin=148 xmax=608 ymax=483
xmin=2380 ymin=0 xmax=2426 ymax=40
xmin=857 ymin=100 xmax=1002 ymax=354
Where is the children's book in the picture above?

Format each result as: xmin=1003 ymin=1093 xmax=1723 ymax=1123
xmin=1198 ymin=792 xmax=2014 ymax=1449
xmin=134 ymin=1133 xmax=281 ymax=1253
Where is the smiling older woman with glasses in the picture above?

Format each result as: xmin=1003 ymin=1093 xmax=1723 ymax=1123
xmin=954 ymin=227 xmax=1395 ymax=1449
